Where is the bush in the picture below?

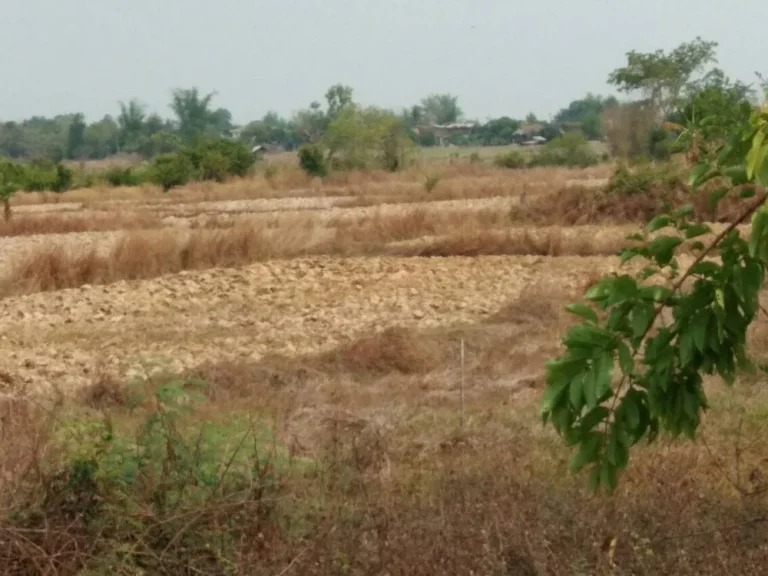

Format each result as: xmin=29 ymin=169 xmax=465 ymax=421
xmin=494 ymin=150 xmax=527 ymax=169
xmin=606 ymin=161 xmax=686 ymax=196
xmin=298 ymin=143 xmax=328 ymax=177
xmin=181 ymin=138 xmax=255 ymax=180
xmin=149 ymin=153 xmax=195 ymax=192
xmin=17 ymin=160 xmax=74 ymax=193
xmin=5 ymin=375 xmax=300 ymax=574
xmin=528 ymin=132 xmax=599 ymax=167
xmin=103 ymin=166 xmax=144 ymax=187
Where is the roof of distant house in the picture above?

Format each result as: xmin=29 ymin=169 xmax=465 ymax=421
xmin=513 ymin=123 xmax=543 ymax=136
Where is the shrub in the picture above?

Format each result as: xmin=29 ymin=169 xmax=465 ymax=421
xmin=298 ymin=143 xmax=328 ymax=177
xmin=529 ymin=132 xmax=599 ymax=167
xmin=181 ymin=138 xmax=255 ymax=180
xmin=423 ymin=174 xmax=441 ymax=193
xmin=149 ymin=153 xmax=195 ymax=192
xmin=494 ymin=150 xmax=527 ymax=169
xmin=606 ymin=161 xmax=686 ymax=196
xmin=51 ymin=163 xmax=73 ymax=192
xmin=103 ymin=166 xmax=143 ymax=187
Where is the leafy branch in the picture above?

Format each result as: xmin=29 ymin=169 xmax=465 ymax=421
xmin=541 ymin=103 xmax=768 ymax=493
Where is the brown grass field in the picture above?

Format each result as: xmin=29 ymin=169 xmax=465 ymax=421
xmin=1 ymin=160 xmax=768 ymax=574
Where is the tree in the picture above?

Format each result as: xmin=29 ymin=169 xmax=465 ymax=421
xmin=293 ymin=101 xmax=327 ymax=143
xmin=475 ymin=117 xmax=521 ymax=145
xmin=0 ymin=160 xmax=25 ymax=221
xmin=66 ymin=113 xmax=87 ymax=159
xmin=608 ymin=37 xmax=719 ymax=120
xmin=541 ymin=101 xmax=768 ymax=493
xmin=83 ymin=115 xmax=119 ymax=159
xmin=325 ymin=84 xmax=354 ymax=120
xmin=666 ymin=69 xmax=756 ymax=161
xmin=170 ymin=88 xmax=217 ymax=143
xmin=420 ymin=94 xmax=462 ymax=125
xmin=118 ymin=99 xmax=147 ymax=153
xmin=524 ymin=112 xmax=538 ymax=125
xmin=554 ymin=94 xmax=618 ymax=140
xmin=321 ymin=105 xmax=414 ymax=171
xmin=209 ymin=108 xmax=234 ymax=137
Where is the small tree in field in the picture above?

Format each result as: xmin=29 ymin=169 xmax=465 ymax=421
xmin=0 ymin=161 xmax=25 ymax=221
xmin=541 ymin=99 xmax=768 ymax=493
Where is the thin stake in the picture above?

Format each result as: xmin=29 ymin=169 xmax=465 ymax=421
xmin=460 ymin=338 xmax=465 ymax=428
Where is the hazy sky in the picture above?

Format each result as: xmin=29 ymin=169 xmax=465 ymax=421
xmin=2 ymin=0 xmax=766 ymax=124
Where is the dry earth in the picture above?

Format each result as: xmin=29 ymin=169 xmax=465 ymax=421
xmin=0 ymin=254 xmax=618 ymax=395
xmin=0 ymin=165 xmax=624 ymax=398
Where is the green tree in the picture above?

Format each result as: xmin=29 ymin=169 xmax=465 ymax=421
xmin=83 ymin=115 xmax=119 ymax=159
xmin=66 ymin=113 xmax=87 ymax=159
xmin=608 ymin=37 xmax=719 ymax=120
xmin=541 ymin=101 xmax=768 ymax=493
xmin=322 ymin=105 xmax=414 ymax=171
xmin=554 ymin=94 xmax=618 ymax=140
xmin=118 ymin=99 xmax=147 ymax=153
xmin=0 ymin=160 xmax=25 ymax=221
xmin=420 ymin=94 xmax=462 ymax=125
xmin=170 ymin=88 xmax=217 ymax=143
xmin=325 ymin=84 xmax=354 ymax=120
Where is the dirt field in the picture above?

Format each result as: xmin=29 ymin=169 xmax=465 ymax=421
xmin=2 ymin=162 xmax=768 ymax=574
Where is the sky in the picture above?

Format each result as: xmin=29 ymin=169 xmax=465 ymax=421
xmin=2 ymin=0 xmax=766 ymax=125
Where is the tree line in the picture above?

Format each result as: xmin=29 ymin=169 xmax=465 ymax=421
xmin=0 ymin=82 xmax=626 ymax=162
xmin=0 ymin=37 xmax=764 ymax=170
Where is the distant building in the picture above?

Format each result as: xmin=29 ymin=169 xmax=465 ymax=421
xmin=420 ymin=122 xmax=478 ymax=146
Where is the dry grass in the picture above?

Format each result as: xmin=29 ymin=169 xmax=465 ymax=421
xmin=0 ymin=215 xmax=631 ymax=296
xmin=0 ymin=212 xmax=163 ymax=237
xmin=3 ymin=284 xmax=768 ymax=574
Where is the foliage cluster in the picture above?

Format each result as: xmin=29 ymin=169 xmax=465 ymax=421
xmin=542 ymin=98 xmax=768 ymax=493
xmin=494 ymin=132 xmax=600 ymax=169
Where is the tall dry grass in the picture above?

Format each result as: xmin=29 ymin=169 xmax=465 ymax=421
xmin=0 ymin=212 xmax=631 ymax=296
xmin=0 ymin=212 xmax=163 ymax=237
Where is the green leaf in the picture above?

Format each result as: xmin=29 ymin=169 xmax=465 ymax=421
xmin=647 ymin=235 xmax=683 ymax=267
xmin=585 ymin=280 xmax=611 ymax=302
xmin=580 ymin=406 xmax=609 ymax=434
xmin=600 ymin=460 xmax=618 ymax=492
xmin=743 ymin=261 xmax=763 ymax=294
xmin=740 ymin=187 xmax=757 ymax=198
xmin=678 ymin=329 xmax=696 ymax=367
xmin=758 ymin=147 xmax=768 ymax=188
xmin=626 ymin=232 xmax=646 ymax=242
xmin=593 ymin=350 xmax=614 ymax=403
xmin=587 ymin=465 xmax=600 ymax=493
xmin=684 ymin=223 xmax=711 ymax=239
xmin=568 ymin=431 xmax=602 ymax=473
xmin=723 ymin=165 xmax=749 ymax=186
xmin=569 ymin=373 xmax=585 ymax=411
xmin=749 ymin=210 xmax=768 ymax=258
xmin=565 ymin=303 xmax=598 ymax=324
xmin=606 ymin=429 xmax=629 ymax=469
xmin=563 ymin=323 xmax=615 ymax=350
xmin=617 ymin=341 xmax=634 ymax=376
xmin=690 ymin=261 xmax=720 ymax=277
xmin=672 ymin=204 xmax=694 ymax=218
xmin=691 ymin=310 xmax=710 ymax=353
xmin=631 ymin=302 xmax=655 ymax=339
xmin=747 ymin=131 xmax=766 ymax=179
xmin=647 ymin=214 xmax=675 ymax=233
xmin=689 ymin=162 xmax=714 ymax=188
xmin=621 ymin=392 xmax=641 ymax=431
xmin=708 ymin=185 xmax=730 ymax=211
